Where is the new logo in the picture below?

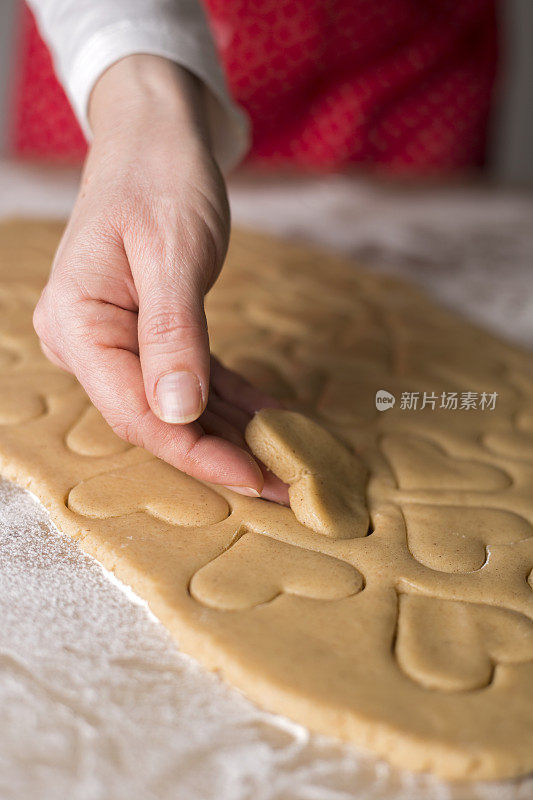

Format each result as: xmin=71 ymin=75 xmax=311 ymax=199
xmin=375 ymin=390 xmax=396 ymax=411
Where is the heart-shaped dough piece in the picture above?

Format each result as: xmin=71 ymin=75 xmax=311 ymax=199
xmin=396 ymin=593 xmax=533 ymax=691
xmin=382 ymin=434 xmax=510 ymax=491
xmin=68 ymin=459 xmax=229 ymax=527
xmin=66 ymin=405 xmax=131 ymax=456
xmin=246 ymin=409 xmax=368 ymax=539
xmin=402 ymin=503 xmax=533 ymax=572
xmin=190 ymin=529 xmax=363 ymax=610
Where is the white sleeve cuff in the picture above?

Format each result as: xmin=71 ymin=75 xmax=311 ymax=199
xmin=62 ymin=19 xmax=249 ymax=173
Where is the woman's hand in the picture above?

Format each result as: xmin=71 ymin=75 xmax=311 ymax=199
xmin=33 ymin=55 xmax=287 ymax=502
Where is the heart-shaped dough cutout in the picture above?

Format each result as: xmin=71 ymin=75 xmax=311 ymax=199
xmin=246 ymin=409 xmax=368 ymax=539
xmin=396 ymin=593 xmax=533 ymax=692
xmin=66 ymin=405 xmax=131 ymax=456
xmin=402 ymin=503 xmax=533 ymax=572
xmin=0 ymin=371 xmax=75 ymax=424
xmin=68 ymin=459 xmax=229 ymax=527
xmin=190 ymin=529 xmax=363 ymax=610
xmin=382 ymin=434 xmax=510 ymax=491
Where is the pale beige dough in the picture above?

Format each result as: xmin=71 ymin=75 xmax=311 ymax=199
xmin=190 ymin=528 xmax=364 ymax=610
xmin=66 ymin=405 xmax=132 ymax=456
xmin=245 ymin=408 xmax=368 ymax=539
xmin=0 ymin=219 xmax=532 ymax=781
xmin=68 ymin=458 xmax=230 ymax=527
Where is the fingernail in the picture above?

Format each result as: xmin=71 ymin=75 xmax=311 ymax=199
xmin=156 ymin=371 xmax=202 ymax=423
xmin=224 ymin=485 xmax=261 ymax=498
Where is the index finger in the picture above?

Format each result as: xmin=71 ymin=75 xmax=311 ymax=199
xmin=69 ymin=329 xmax=265 ymax=494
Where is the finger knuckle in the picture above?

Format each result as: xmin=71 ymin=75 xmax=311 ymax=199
xmin=32 ymin=294 xmax=53 ymax=343
xmin=111 ymin=418 xmax=136 ymax=445
xmin=109 ymin=416 xmax=137 ymax=445
xmin=108 ymin=409 xmax=149 ymax=448
xmin=139 ymin=308 xmax=199 ymax=347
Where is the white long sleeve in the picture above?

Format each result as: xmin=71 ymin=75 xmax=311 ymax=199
xmin=26 ymin=0 xmax=250 ymax=171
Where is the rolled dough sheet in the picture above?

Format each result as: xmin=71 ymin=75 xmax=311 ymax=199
xmin=0 ymin=219 xmax=532 ymax=781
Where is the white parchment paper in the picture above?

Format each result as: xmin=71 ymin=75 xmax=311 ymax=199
xmin=2 ymin=479 xmax=532 ymax=800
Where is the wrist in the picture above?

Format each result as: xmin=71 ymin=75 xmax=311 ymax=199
xmin=88 ymin=55 xmax=210 ymax=148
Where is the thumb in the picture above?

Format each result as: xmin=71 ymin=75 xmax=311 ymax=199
xmin=137 ymin=267 xmax=210 ymax=425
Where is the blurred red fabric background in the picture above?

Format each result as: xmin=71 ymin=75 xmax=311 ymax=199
xmin=11 ymin=0 xmax=498 ymax=172
xmin=11 ymin=4 xmax=87 ymax=162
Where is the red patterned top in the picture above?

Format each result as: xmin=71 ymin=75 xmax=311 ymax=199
xmin=12 ymin=0 xmax=498 ymax=173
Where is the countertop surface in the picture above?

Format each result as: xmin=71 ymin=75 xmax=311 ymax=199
xmin=1 ymin=160 xmax=532 ymax=800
